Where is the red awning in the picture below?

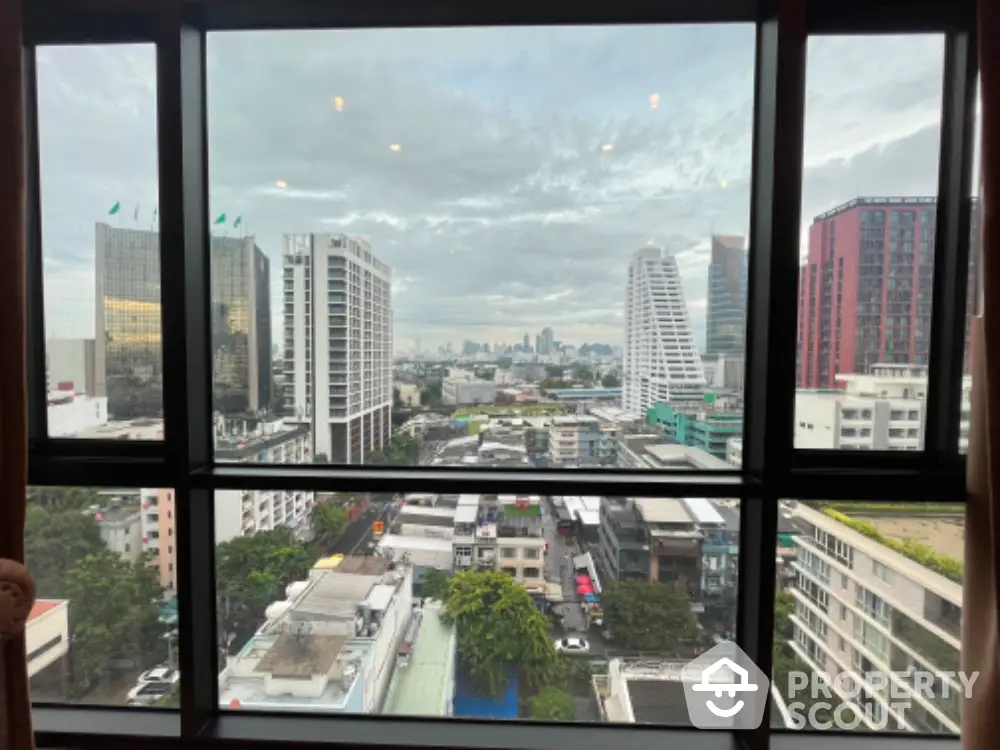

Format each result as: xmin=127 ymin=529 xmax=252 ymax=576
xmin=575 ymin=575 xmax=591 ymax=584
xmin=577 ymin=584 xmax=594 ymax=595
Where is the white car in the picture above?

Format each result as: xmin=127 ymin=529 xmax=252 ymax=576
xmin=126 ymin=681 xmax=173 ymax=706
xmin=554 ymin=636 xmax=590 ymax=654
xmin=137 ymin=667 xmax=179 ymax=687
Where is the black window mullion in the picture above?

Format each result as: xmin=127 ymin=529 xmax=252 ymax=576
xmin=925 ymin=27 xmax=978 ymax=464
xmin=23 ymin=43 xmax=48 ymax=446
xmin=737 ymin=3 xmax=806 ymax=748
xmin=156 ymin=6 xmax=216 ymax=736
xmin=741 ymin=0 xmax=806 ymax=489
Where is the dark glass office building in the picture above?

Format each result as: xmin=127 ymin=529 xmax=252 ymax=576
xmin=705 ymin=234 xmax=747 ymax=357
xmin=95 ymin=223 xmax=271 ymax=419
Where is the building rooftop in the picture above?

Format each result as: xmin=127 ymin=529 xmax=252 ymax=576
xmin=812 ymin=195 xmax=937 ymax=222
xmin=28 ymin=600 xmax=65 ymax=622
xmin=634 ymin=498 xmax=694 ymax=525
xmin=383 ymin=603 xmax=456 ymax=717
xmin=620 ymin=436 xmax=733 ymax=471
xmin=75 ymin=419 xmax=164 ymax=440
xmin=215 ymin=420 xmax=310 ymax=461
xmin=219 ymin=557 xmax=409 ymax=712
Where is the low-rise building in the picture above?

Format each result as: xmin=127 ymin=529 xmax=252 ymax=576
xmin=90 ymin=490 xmax=143 ymax=563
xmin=27 ymin=600 xmax=69 ymax=691
xmin=647 ymin=403 xmax=743 ymax=462
xmin=218 ymin=557 xmax=414 ymax=714
xmin=47 ymin=389 xmax=108 ymax=437
xmin=616 ymin=435 xmax=733 ymax=471
xmin=548 ymin=415 xmax=602 ymax=467
xmin=442 ymin=370 xmax=497 ymax=405
xmin=796 ymin=363 xmax=971 ymax=452
xmin=496 ymin=495 xmax=546 ymax=592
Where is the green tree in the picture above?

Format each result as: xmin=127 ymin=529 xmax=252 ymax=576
xmin=441 ymin=570 xmax=559 ymax=696
xmin=216 ymin=529 xmax=313 ymax=653
xmin=421 ymin=569 xmax=451 ymax=600
xmin=570 ymin=364 xmax=594 ymax=386
xmin=600 ymin=373 xmax=621 ymax=388
xmin=65 ymin=550 xmax=168 ymax=696
xmin=312 ymin=502 xmax=349 ymax=548
xmin=530 ymin=686 xmax=576 ymax=721
xmin=367 ymin=433 xmax=422 ymax=466
xmin=602 ymin=580 xmax=700 ymax=653
xmin=28 ymin=486 xmax=100 ymax=513
xmin=421 ymin=381 xmax=443 ymax=406
xmin=25 ymin=504 xmax=105 ymax=599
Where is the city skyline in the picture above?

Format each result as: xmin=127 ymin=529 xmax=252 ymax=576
xmin=37 ymin=33 xmax=949 ymax=351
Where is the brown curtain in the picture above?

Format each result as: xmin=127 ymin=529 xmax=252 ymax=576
xmin=965 ymin=1 xmax=1000 ymax=746
xmin=0 ymin=0 xmax=36 ymax=748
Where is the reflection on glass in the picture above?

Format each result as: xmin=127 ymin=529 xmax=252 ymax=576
xmin=25 ymin=486 xmax=178 ymax=707
xmin=773 ymin=500 xmax=963 ymax=734
xmin=207 ymin=24 xmax=756 ymax=467
xmin=38 ymin=44 xmax=161 ymax=436
xmin=794 ymin=36 xmax=946 ymax=450
xmin=215 ymin=490 xmax=739 ymax=722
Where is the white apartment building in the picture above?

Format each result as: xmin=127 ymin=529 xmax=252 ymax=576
xmin=786 ymin=502 xmax=963 ymax=734
xmin=795 ymin=364 xmax=972 ymax=452
xmin=282 ymin=234 xmax=392 ymax=464
xmin=623 ymin=247 xmax=706 ymax=416
xmin=219 ymin=557 xmax=413 ymax=714
xmin=47 ymin=391 xmax=109 ymax=437
xmin=27 ymin=600 xmax=69 ymax=683
xmin=441 ymin=369 xmax=496 ymax=406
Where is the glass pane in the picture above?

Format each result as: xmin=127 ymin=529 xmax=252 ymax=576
xmin=207 ymin=25 xmax=755 ymax=467
xmin=38 ymin=45 xmax=163 ymax=436
xmin=794 ymin=36 xmax=945 ymax=450
xmin=216 ymin=489 xmax=738 ymax=722
xmin=26 ymin=486 xmax=178 ymax=707
xmin=773 ymin=500 xmax=963 ymax=734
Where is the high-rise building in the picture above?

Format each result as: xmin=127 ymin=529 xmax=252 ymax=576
xmin=522 ymin=333 xmax=531 ymax=351
xmin=95 ymin=224 xmax=164 ymax=419
xmin=94 ymin=223 xmax=272 ymax=419
xmin=539 ymin=326 xmax=554 ymax=355
xmin=211 ymin=236 xmax=272 ymax=414
xmin=622 ymin=246 xmax=706 ymax=416
xmin=705 ymin=235 xmax=747 ymax=357
xmin=282 ymin=233 xmax=392 ymax=463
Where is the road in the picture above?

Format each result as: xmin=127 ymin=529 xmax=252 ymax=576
xmin=326 ymin=500 xmax=395 ymax=556
xmin=541 ymin=498 xmax=589 ymax=635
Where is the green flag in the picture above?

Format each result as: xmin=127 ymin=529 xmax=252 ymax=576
xmin=152 ymin=207 xmax=158 ymax=222
xmin=134 ymin=203 xmax=140 ymax=221
xmin=109 ymin=201 xmax=121 ymax=216
xmin=233 ymin=216 xmax=243 ymax=229
xmin=214 ymin=213 xmax=226 ymax=225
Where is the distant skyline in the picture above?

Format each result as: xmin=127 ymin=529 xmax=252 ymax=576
xmin=38 ymin=32 xmax=950 ymax=351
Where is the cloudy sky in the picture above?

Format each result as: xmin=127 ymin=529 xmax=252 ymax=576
xmin=37 ymin=28 xmax=952 ymax=354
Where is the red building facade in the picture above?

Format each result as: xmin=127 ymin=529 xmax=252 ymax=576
xmin=796 ymin=197 xmax=979 ymax=389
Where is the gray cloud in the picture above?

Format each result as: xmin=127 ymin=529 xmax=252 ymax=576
xmin=37 ymin=30 xmax=953 ymax=352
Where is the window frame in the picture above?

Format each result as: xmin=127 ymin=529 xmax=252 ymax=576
xmin=20 ymin=0 xmax=977 ymax=749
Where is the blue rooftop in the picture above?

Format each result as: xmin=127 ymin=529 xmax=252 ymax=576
xmin=453 ymin=671 xmax=519 ymax=719
xmin=546 ymin=388 xmax=622 ymax=400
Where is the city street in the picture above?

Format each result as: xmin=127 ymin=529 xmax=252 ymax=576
xmin=325 ymin=501 xmax=394 ymax=557
xmin=542 ymin=500 xmax=589 ymax=635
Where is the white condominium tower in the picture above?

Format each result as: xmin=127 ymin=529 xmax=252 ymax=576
xmin=623 ymin=246 xmax=706 ymax=415
xmin=282 ymin=234 xmax=393 ymax=464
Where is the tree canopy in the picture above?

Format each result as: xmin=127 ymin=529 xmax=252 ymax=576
xmin=216 ymin=528 xmax=314 ymax=653
xmin=366 ymin=433 xmax=421 ymax=466
xmin=311 ymin=502 xmax=349 ymax=548
xmin=601 ymin=373 xmax=621 ymax=388
xmin=25 ymin=503 xmax=106 ymax=599
xmin=602 ymin=580 xmax=700 ymax=653
xmin=530 ymin=686 xmax=576 ymax=721
xmin=421 ymin=569 xmax=451 ymax=600
xmin=441 ymin=570 xmax=559 ymax=696
xmin=65 ymin=550 xmax=168 ymax=696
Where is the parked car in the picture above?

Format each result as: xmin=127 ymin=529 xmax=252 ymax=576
xmin=554 ymin=636 xmax=590 ymax=654
xmin=137 ymin=667 xmax=179 ymax=687
xmin=126 ymin=681 xmax=173 ymax=706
